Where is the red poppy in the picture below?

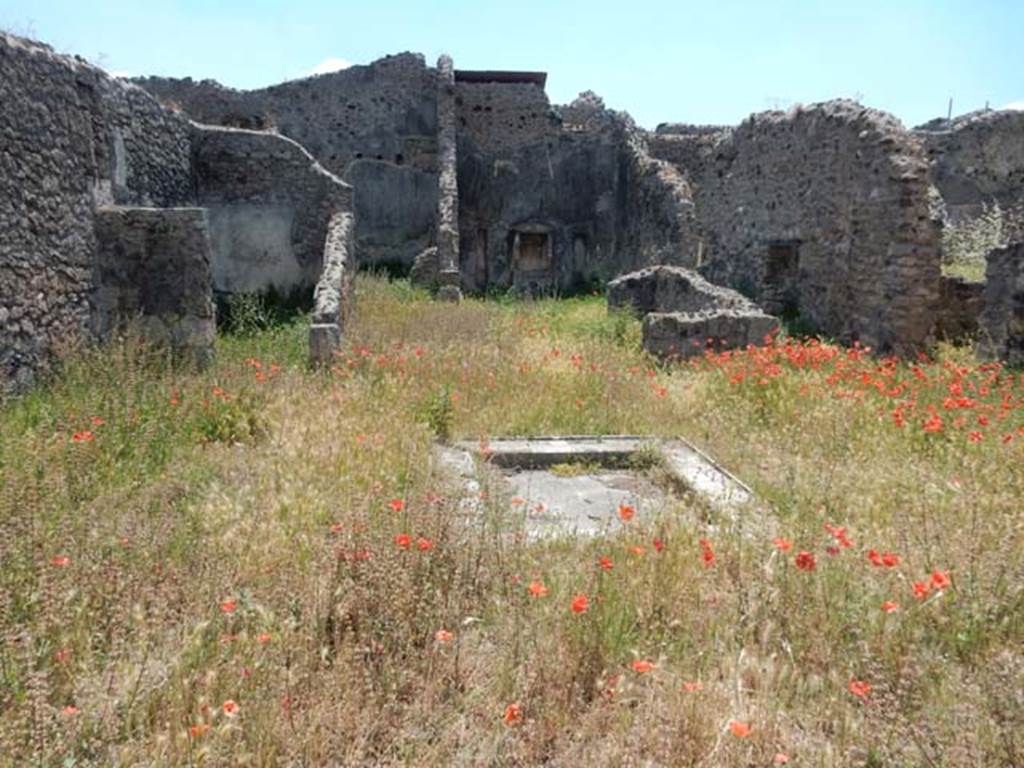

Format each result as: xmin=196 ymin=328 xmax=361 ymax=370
xmin=729 ymin=721 xmax=752 ymax=738
xmin=55 ymin=648 xmax=71 ymax=664
xmin=394 ymin=533 xmax=412 ymax=550
xmin=61 ymin=705 xmax=79 ymax=717
xmin=71 ymin=430 xmax=94 ymax=443
xmin=571 ymin=594 xmax=589 ymax=614
xmin=631 ymin=659 xmax=654 ymax=674
xmin=881 ymin=600 xmax=899 ymax=613
xmin=773 ymin=537 xmax=793 ymax=551
xmin=881 ymin=552 xmax=900 ymax=567
xmin=435 ymin=629 xmax=453 ymax=643
xmin=503 ymin=702 xmax=522 ymax=725
xmin=416 ymin=537 xmax=435 ymax=552
xmin=527 ymin=580 xmax=548 ymax=598
xmin=682 ymin=681 xmax=703 ymax=693
xmin=912 ymin=581 xmax=930 ymax=599
xmin=930 ymin=570 xmax=951 ymax=590
xmin=848 ymin=679 xmax=871 ymax=698
xmin=598 ymin=556 xmax=614 ymax=572
xmin=618 ymin=504 xmax=636 ymax=523
xmin=389 ymin=499 xmax=405 ymax=513
xmin=700 ymin=539 xmax=715 ymax=568
xmin=220 ymin=599 xmax=237 ymax=614
xmin=795 ymin=551 xmax=816 ymax=572
xmin=222 ymin=699 xmax=239 ymax=716
xmin=50 ymin=556 xmax=70 ymax=568
xmin=652 ymin=538 xmax=665 ymax=553
xmin=257 ymin=633 xmax=272 ymax=645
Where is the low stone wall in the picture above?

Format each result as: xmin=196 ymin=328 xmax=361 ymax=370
xmin=309 ymin=211 xmax=356 ymax=366
xmin=92 ymin=207 xmax=215 ymax=365
xmin=935 ymin=275 xmax=985 ymax=340
xmin=190 ymin=124 xmax=353 ymax=295
xmin=978 ymin=242 xmax=1024 ymax=366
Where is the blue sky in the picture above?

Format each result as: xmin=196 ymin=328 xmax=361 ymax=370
xmin=3 ymin=0 xmax=1021 ymax=129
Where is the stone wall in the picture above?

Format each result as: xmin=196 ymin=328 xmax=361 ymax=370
xmin=455 ymin=81 xmax=559 ymax=155
xmin=916 ymin=110 xmax=1024 ymax=220
xmin=92 ymin=207 xmax=215 ymax=363
xmin=456 ymin=90 xmax=699 ymax=294
xmin=1 ymin=32 xmax=193 ymax=389
xmin=683 ymin=100 xmax=941 ymax=352
xmin=136 ymin=56 xmax=437 ymax=269
xmin=935 ymin=275 xmax=985 ymax=341
xmin=978 ymin=242 xmax=1024 ymax=366
xmin=190 ymin=123 xmax=353 ymax=295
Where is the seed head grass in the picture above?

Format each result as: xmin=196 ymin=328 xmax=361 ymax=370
xmin=0 ymin=275 xmax=1021 ymax=765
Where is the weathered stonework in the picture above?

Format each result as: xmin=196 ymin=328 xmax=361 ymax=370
xmin=435 ymin=55 xmax=462 ymax=301
xmin=642 ymin=310 xmax=780 ymax=360
xmin=92 ymin=207 xmax=215 ymax=363
xmin=190 ymin=123 xmax=353 ymax=295
xmin=978 ymin=242 xmax=1024 ymax=366
xmin=936 ymin=275 xmax=986 ymax=340
xmin=608 ymin=265 xmax=762 ymax=316
xmin=1 ymin=32 xmax=194 ymax=389
xmin=917 ymin=110 xmax=1024 ymax=220
xmin=135 ymin=55 xmax=438 ymax=269
xmin=309 ymin=211 xmax=356 ymax=366
xmin=653 ymin=101 xmax=942 ymax=353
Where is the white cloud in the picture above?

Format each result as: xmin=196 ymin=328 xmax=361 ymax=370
xmin=309 ymin=57 xmax=352 ymax=76
xmin=1001 ymin=100 xmax=1024 ymax=112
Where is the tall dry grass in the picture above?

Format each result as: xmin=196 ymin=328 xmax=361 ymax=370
xmin=0 ymin=275 xmax=1021 ymax=766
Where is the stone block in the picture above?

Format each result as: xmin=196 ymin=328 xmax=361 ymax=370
xmin=642 ymin=309 xmax=780 ymax=360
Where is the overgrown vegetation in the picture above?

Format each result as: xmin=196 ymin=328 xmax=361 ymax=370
xmin=942 ymin=201 xmax=1024 ymax=281
xmin=1 ymin=275 xmax=1021 ymax=766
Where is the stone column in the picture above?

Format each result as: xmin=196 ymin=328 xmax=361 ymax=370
xmin=435 ymin=54 xmax=462 ymax=302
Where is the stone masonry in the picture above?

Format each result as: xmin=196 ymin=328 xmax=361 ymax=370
xmin=5 ymin=30 xmax=1024 ymax=391
xmin=978 ymin=242 xmax=1024 ymax=366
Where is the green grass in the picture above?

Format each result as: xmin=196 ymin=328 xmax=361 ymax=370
xmin=1 ymin=275 xmax=1022 ymax=766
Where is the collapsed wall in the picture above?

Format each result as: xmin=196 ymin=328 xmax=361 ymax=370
xmin=0 ymin=33 xmax=201 ymax=388
xmin=653 ymin=101 xmax=942 ymax=352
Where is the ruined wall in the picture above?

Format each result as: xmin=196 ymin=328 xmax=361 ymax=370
xmin=687 ymin=100 xmax=940 ymax=351
xmin=935 ymin=275 xmax=985 ymax=340
xmin=92 ymin=207 xmax=215 ymax=362
xmin=456 ymin=89 xmax=698 ymax=293
xmin=191 ymin=124 xmax=353 ymax=295
xmin=0 ymin=33 xmax=193 ymax=388
xmin=978 ymin=242 xmax=1024 ymax=366
xmin=455 ymin=81 xmax=559 ymax=154
xmin=916 ymin=110 xmax=1024 ymax=219
xmin=137 ymin=56 xmax=437 ymax=268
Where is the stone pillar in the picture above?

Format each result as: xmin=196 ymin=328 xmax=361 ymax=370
xmin=435 ymin=54 xmax=462 ymax=302
xmin=309 ymin=211 xmax=355 ymax=366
